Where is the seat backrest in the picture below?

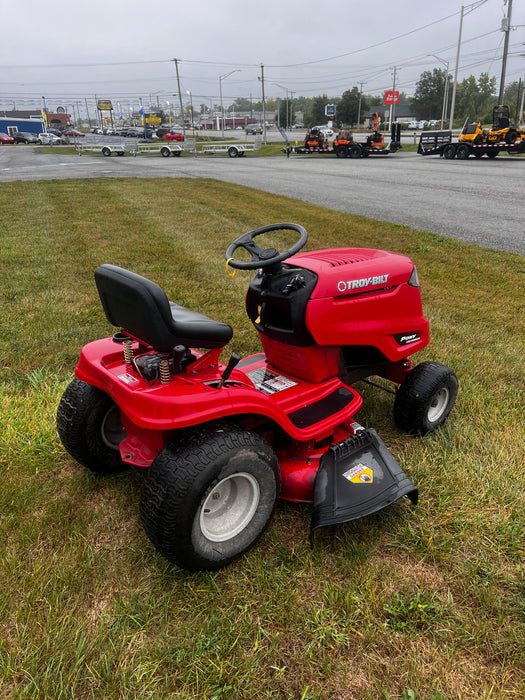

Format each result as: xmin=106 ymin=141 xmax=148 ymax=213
xmin=95 ymin=264 xmax=233 ymax=352
xmin=95 ymin=264 xmax=178 ymax=350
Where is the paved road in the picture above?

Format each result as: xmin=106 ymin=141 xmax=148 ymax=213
xmin=1 ymin=145 xmax=524 ymax=257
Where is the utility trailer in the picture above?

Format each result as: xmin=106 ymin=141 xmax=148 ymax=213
xmin=284 ymin=143 xmax=395 ymax=157
xmin=284 ymin=123 xmax=402 ymax=158
xmin=132 ymin=143 xmax=182 ymax=157
xmin=77 ymin=143 xmax=127 ymax=157
xmin=418 ymin=131 xmax=525 ymax=159
xmin=197 ymin=138 xmax=262 ymax=157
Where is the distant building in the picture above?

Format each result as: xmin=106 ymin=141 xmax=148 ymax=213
xmin=0 ymin=109 xmax=70 ymax=134
xmin=365 ymin=105 xmax=415 ymax=126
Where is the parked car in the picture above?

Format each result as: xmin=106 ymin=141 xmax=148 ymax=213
xmin=63 ymin=129 xmax=85 ymax=138
xmin=408 ymin=120 xmax=428 ymax=130
xmin=0 ymin=132 xmax=15 ymax=144
xmin=37 ymin=132 xmax=65 ymax=145
xmin=245 ymin=124 xmax=263 ymax=134
xmin=162 ymin=132 xmax=184 ymax=141
xmin=126 ymin=127 xmax=153 ymax=138
xmin=13 ymin=131 xmax=39 ymax=144
xmin=313 ymin=125 xmax=334 ymax=138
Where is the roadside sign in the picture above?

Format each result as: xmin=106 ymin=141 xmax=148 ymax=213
xmin=384 ymin=92 xmax=399 ymax=105
xmin=325 ymin=104 xmax=336 ymax=117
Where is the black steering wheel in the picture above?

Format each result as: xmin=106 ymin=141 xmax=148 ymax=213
xmin=225 ymin=223 xmax=308 ymax=270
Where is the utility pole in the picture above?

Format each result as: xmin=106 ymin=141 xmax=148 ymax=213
xmin=173 ymin=59 xmax=185 ymax=139
xmin=260 ymin=64 xmax=266 ymax=144
xmin=389 ymin=67 xmax=397 ymax=129
xmin=498 ymin=0 xmax=513 ymax=104
xmin=449 ymin=0 xmax=488 ymax=130
xmin=357 ymin=82 xmax=366 ymax=126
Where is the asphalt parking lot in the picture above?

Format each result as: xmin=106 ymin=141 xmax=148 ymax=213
xmin=0 ymin=144 xmax=524 ymax=257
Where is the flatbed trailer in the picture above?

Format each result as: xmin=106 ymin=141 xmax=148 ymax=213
xmin=132 ymin=143 xmax=182 ymax=157
xmin=284 ymin=124 xmax=402 ymax=158
xmin=418 ymin=131 xmax=525 ymax=159
xmin=197 ymin=138 xmax=261 ymax=157
xmin=283 ymin=143 xmax=395 ymax=158
xmin=77 ymin=143 xmax=127 ymax=157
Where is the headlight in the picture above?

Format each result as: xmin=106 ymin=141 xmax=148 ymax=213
xmin=408 ymin=266 xmax=421 ymax=288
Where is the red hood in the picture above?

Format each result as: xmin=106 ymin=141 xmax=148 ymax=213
xmin=287 ymin=248 xmax=414 ymax=298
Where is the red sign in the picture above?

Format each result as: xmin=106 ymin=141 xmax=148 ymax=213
xmin=384 ymin=91 xmax=399 ymax=105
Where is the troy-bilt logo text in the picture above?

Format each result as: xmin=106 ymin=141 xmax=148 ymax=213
xmin=337 ymin=274 xmax=389 ymax=293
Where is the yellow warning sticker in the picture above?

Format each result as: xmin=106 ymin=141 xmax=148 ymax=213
xmin=342 ymin=464 xmax=374 ymax=484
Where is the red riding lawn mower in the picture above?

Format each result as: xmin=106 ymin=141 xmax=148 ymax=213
xmin=57 ymin=224 xmax=458 ymax=570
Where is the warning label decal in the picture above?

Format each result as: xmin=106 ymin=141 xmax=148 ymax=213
xmin=342 ymin=464 xmax=374 ymax=484
xmin=247 ymin=367 xmax=298 ymax=395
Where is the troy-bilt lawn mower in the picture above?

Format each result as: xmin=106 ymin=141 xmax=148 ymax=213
xmin=57 ymin=224 xmax=458 ymax=570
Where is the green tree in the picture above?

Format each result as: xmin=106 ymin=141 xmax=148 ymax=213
xmin=455 ymin=73 xmax=496 ymax=124
xmin=503 ymin=81 xmax=523 ymax=120
xmin=303 ymin=95 xmax=329 ymax=127
xmin=231 ymin=97 xmax=253 ymax=112
xmin=337 ymin=87 xmax=367 ymax=126
xmin=411 ymin=69 xmax=448 ymax=120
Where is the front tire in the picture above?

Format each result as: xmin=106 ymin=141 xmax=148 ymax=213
xmin=140 ymin=423 xmax=280 ymax=570
xmin=394 ymin=361 xmax=458 ymax=435
xmin=57 ymin=378 xmax=127 ymax=473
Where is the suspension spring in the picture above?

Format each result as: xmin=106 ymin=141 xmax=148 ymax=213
xmin=123 ymin=339 xmax=134 ymax=365
xmin=160 ymin=357 xmax=171 ymax=384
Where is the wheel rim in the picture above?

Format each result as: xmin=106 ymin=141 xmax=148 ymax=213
xmin=100 ymin=405 xmax=126 ymax=450
xmin=428 ymin=387 xmax=450 ymax=423
xmin=200 ymin=473 xmax=260 ymax=542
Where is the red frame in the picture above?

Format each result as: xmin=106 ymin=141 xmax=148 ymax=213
xmin=75 ymin=246 xmax=429 ymax=503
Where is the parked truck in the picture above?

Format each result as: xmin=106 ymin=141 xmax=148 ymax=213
xmin=418 ymin=105 xmax=525 ymax=159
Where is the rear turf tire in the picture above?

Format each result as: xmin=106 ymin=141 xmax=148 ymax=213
xmin=57 ymin=378 xmax=127 ymax=473
xmin=140 ymin=423 xmax=280 ymax=570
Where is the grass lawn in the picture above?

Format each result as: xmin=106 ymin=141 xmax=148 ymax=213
xmin=0 ymin=178 xmax=523 ymax=699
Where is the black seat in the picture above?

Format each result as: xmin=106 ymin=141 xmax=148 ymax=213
xmin=95 ymin=264 xmax=233 ymax=352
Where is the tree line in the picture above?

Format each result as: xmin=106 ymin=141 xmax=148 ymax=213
xmin=221 ymin=71 xmax=522 ymax=128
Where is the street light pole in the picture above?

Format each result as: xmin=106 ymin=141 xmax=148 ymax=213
xmin=273 ymin=83 xmax=289 ymax=128
xmin=429 ymin=55 xmax=450 ymax=129
xmin=186 ymin=90 xmax=193 ymax=126
xmin=219 ymin=70 xmax=240 ymax=137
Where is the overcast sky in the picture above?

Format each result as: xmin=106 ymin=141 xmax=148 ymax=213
xmin=1 ymin=0 xmax=523 ymax=114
